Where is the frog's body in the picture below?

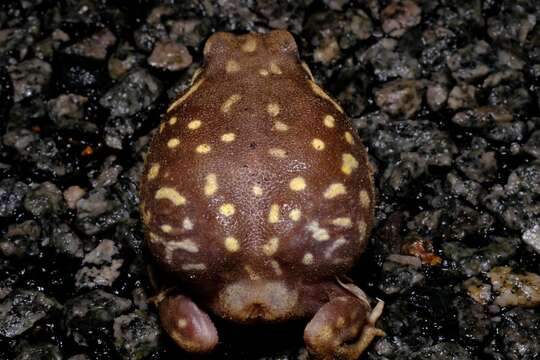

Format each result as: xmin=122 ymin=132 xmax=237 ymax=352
xmin=140 ymin=30 xmax=383 ymax=359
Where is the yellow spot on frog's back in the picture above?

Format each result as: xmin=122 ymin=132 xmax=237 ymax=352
xmin=252 ymin=185 xmax=263 ymax=196
xmin=324 ymin=183 xmax=347 ymax=199
xmin=359 ymin=189 xmax=371 ymax=208
xmin=270 ymin=62 xmax=282 ymax=74
xmin=268 ymin=203 xmax=280 ymax=223
xmin=323 ymin=114 xmax=335 ymax=128
xmin=262 ymin=237 xmax=279 ymax=256
xmin=241 ymin=37 xmax=257 ymax=52
xmin=161 ymin=224 xmax=172 ymax=233
xmin=224 ymin=236 xmax=240 ymax=252
xmin=259 ymin=69 xmax=269 ymax=76
xmin=341 ymin=153 xmax=359 ymax=175
xmin=221 ymin=94 xmax=241 ymax=113
xmin=309 ymin=80 xmax=344 ymax=113
xmin=307 ymin=221 xmax=330 ymax=241
xmin=344 ymin=131 xmax=355 ymax=144
xmin=168 ymin=78 xmax=204 ymax=112
xmin=221 ymin=133 xmax=236 ymax=142
xmin=312 ymin=138 xmax=325 ymax=151
xmin=273 ymin=121 xmax=289 ymax=131
xmin=268 ymin=148 xmax=287 ymax=158
xmin=169 ymin=116 xmax=177 ymax=125
xmin=226 ymin=59 xmax=240 ymax=73
xmin=219 ymin=203 xmax=235 ymax=217
xmin=177 ymin=318 xmax=188 ymax=328
xmin=289 ymin=208 xmax=301 ymax=222
xmin=155 ymin=187 xmax=186 ymax=206
xmin=267 ymin=103 xmax=280 ymax=117
xmin=358 ymin=220 xmax=367 ymax=241
xmin=147 ymin=164 xmax=159 ymax=180
xmin=187 ymin=119 xmax=201 ymax=130
xmin=289 ymin=177 xmax=306 ymax=191
xmin=167 ymin=138 xmax=180 ymax=148
xmin=332 ymin=217 xmax=352 ymax=228
xmin=204 ymin=173 xmax=218 ymax=197
xmin=302 ymin=253 xmax=314 ymax=265
xmin=196 ymin=144 xmax=211 ymax=154
xmin=159 ymin=123 xmax=165 ymax=133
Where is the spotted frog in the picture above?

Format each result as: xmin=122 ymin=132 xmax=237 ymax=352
xmin=140 ymin=30 xmax=384 ymax=359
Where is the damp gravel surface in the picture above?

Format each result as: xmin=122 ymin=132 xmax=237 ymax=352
xmin=1 ymin=1 xmax=540 ymax=359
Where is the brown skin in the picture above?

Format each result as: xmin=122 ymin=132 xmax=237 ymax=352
xmin=140 ymin=30 xmax=384 ymax=359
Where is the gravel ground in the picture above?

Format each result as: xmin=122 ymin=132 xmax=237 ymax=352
xmin=1 ymin=0 xmax=539 ymax=359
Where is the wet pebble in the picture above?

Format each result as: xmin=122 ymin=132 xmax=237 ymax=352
xmin=63 ymin=28 xmax=117 ymax=60
xmin=148 ymin=40 xmax=192 ymax=71
xmin=113 ymin=310 xmax=161 ymax=360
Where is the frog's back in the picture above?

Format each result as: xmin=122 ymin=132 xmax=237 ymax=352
xmin=140 ymin=31 xmax=374 ymax=285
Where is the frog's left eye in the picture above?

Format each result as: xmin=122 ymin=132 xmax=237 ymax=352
xmin=264 ymin=30 xmax=299 ymax=58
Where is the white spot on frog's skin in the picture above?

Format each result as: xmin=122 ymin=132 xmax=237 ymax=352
xmin=289 ymin=208 xmax=301 ymax=222
xmin=359 ymin=189 xmax=371 ymax=208
xmin=323 ymin=114 xmax=335 ymax=128
xmin=302 ymin=253 xmax=314 ymax=265
xmin=252 ymin=185 xmax=263 ymax=196
xmin=169 ymin=116 xmax=177 ymax=125
xmin=204 ymin=173 xmax=218 ymax=197
xmin=183 ymin=217 xmax=194 ymax=230
xmin=312 ymin=138 xmax=325 ymax=151
xmin=358 ymin=220 xmax=367 ymax=241
xmin=167 ymin=138 xmax=180 ymax=148
xmin=332 ymin=217 xmax=352 ymax=228
xmin=306 ymin=221 xmax=330 ymax=241
xmin=168 ymin=78 xmax=204 ymax=113
xmin=182 ymin=263 xmax=206 ymax=271
xmin=341 ymin=153 xmax=359 ymax=175
xmin=165 ymin=239 xmax=199 ymax=255
xmin=241 ymin=38 xmax=257 ymax=52
xmin=273 ymin=121 xmax=289 ymax=131
xmin=155 ymin=187 xmax=186 ymax=206
xmin=226 ymin=60 xmax=240 ymax=73
xmin=221 ymin=133 xmax=236 ymax=142
xmin=323 ymin=183 xmax=347 ymax=199
xmin=309 ymin=80 xmax=344 ymax=113
xmin=219 ymin=203 xmax=235 ymax=217
xmin=259 ymin=69 xmax=269 ymax=76
xmin=147 ymin=164 xmax=159 ymax=180
xmin=289 ymin=177 xmax=306 ymax=191
xmin=187 ymin=119 xmax=201 ymax=130
xmin=161 ymin=224 xmax=172 ymax=233
xmin=177 ymin=318 xmax=188 ymax=328
xmin=325 ymin=237 xmax=347 ymax=258
xmin=262 ymin=237 xmax=279 ymax=256
xmin=268 ymin=148 xmax=287 ymax=158
xmin=224 ymin=236 xmax=240 ymax=252
xmin=196 ymin=144 xmax=211 ymax=154
xmin=344 ymin=131 xmax=355 ymax=145
xmin=149 ymin=232 xmax=160 ymax=243
xmin=221 ymin=94 xmax=241 ymax=113
xmin=270 ymin=260 xmax=282 ymax=275
xmin=268 ymin=204 xmax=280 ymax=224
xmin=270 ymin=62 xmax=282 ymax=74
xmin=267 ymin=103 xmax=280 ymax=117
xmin=301 ymin=61 xmax=315 ymax=81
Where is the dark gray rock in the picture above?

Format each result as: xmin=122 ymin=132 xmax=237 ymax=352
xmin=497 ymin=308 xmax=540 ymax=360
xmin=0 ymin=178 xmax=28 ymax=218
xmin=64 ymin=290 xmax=132 ymax=346
xmin=23 ymin=181 xmax=64 ymax=217
xmin=0 ymin=290 xmax=60 ymax=338
xmin=410 ymin=342 xmax=473 ymax=360
xmin=113 ymin=310 xmax=161 ymax=360
xmin=99 ymin=68 xmax=162 ymax=118
xmin=14 ymin=342 xmax=62 ymax=360
xmin=63 ymin=28 xmax=116 ymax=60
xmin=47 ymin=93 xmax=95 ymax=131
xmin=7 ymin=58 xmax=52 ymax=102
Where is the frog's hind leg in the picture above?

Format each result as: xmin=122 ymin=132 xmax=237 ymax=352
xmin=303 ymin=283 xmax=384 ymax=360
xmin=158 ymin=293 xmax=218 ymax=353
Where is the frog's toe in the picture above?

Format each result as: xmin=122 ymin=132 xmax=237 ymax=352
xmin=304 ymin=296 xmax=384 ymax=360
xmin=159 ymin=293 xmax=218 ymax=353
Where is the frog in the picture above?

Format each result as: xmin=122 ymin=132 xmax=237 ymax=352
xmin=139 ymin=30 xmax=384 ymax=359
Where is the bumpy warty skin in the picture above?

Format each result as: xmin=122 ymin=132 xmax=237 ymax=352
xmin=140 ymin=30 xmax=375 ymax=323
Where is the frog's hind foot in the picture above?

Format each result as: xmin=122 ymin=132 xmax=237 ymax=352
xmin=304 ymin=295 xmax=385 ymax=360
xmin=159 ymin=293 xmax=218 ymax=353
